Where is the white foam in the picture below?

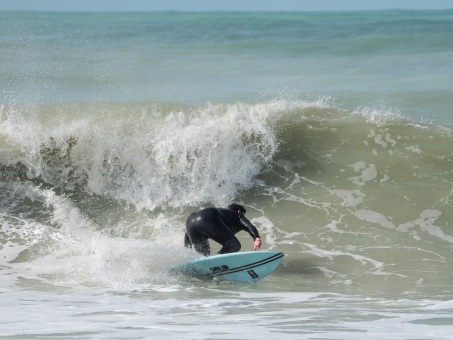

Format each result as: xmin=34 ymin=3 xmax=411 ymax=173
xmin=0 ymin=102 xmax=286 ymax=210
xmin=398 ymin=209 xmax=453 ymax=243
xmin=0 ymin=186 xmax=195 ymax=290
xmin=354 ymin=106 xmax=402 ymax=124
xmin=302 ymin=242 xmax=384 ymax=270
xmin=406 ymin=145 xmax=422 ymax=154
xmin=332 ymin=189 xmax=365 ymax=207
xmin=349 ymin=161 xmax=378 ymax=186
xmin=354 ymin=209 xmax=395 ymax=229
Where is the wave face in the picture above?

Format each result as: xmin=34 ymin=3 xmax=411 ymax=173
xmin=1 ymin=100 xmax=452 ymax=297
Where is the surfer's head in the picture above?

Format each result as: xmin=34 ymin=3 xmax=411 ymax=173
xmin=228 ymin=203 xmax=246 ymax=215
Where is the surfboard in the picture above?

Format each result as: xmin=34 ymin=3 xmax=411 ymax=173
xmin=172 ymin=251 xmax=284 ymax=282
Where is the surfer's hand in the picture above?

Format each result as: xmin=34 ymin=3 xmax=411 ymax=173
xmin=254 ymin=237 xmax=262 ymax=251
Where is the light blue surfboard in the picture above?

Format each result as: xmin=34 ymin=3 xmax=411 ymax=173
xmin=172 ymin=251 xmax=284 ymax=282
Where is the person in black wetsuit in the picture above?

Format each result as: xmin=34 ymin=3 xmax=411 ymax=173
xmin=184 ymin=203 xmax=262 ymax=256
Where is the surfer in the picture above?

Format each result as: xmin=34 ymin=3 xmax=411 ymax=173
xmin=184 ymin=203 xmax=262 ymax=256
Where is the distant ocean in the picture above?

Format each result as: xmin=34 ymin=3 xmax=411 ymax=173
xmin=1 ymin=10 xmax=452 ymax=339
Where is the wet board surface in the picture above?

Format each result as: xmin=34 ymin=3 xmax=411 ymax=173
xmin=172 ymin=251 xmax=284 ymax=282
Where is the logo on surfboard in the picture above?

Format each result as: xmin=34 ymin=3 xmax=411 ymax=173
xmin=209 ymin=265 xmax=230 ymax=273
xmin=210 ymin=265 xmax=260 ymax=278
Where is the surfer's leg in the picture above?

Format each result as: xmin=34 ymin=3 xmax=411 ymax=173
xmin=184 ymin=232 xmax=192 ymax=248
xmin=186 ymin=228 xmax=211 ymax=256
xmin=218 ymin=237 xmax=241 ymax=254
xmin=186 ymin=213 xmax=211 ymax=256
xmin=193 ymin=238 xmax=210 ymax=256
xmin=206 ymin=220 xmax=241 ymax=254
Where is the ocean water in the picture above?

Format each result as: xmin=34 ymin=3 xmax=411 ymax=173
xmin=1 ymin=10 xmax=452 ymax=339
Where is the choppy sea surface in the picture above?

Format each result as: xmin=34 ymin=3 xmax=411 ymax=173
xmin=1 ymin=10 xmax=452 ymax=339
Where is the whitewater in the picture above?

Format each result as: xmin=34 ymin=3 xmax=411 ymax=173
xmin=1 ymin=10 xmax=453 ymax=339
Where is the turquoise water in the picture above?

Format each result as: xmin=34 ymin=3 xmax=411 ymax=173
xmin=2 ymin=11 xmax=453 ymax=123
xmin=1 ymin=10 xmax=452 ymax=339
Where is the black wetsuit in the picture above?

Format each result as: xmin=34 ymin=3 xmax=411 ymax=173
xmin=184 ymin=207 xmax=260 ymax=256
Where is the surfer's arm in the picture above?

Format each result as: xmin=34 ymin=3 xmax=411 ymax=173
xmin=239 ymin=216 xmax=261 ymax=250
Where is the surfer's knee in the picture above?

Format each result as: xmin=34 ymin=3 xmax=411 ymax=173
xmin=219 ymin=238 xmax=241 ymax=254
xmin=194 ymin=239 xmax=210 ymax=256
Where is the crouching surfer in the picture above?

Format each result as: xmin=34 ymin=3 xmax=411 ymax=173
xmin=184 ymin=203 xmax=262 ymax=256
